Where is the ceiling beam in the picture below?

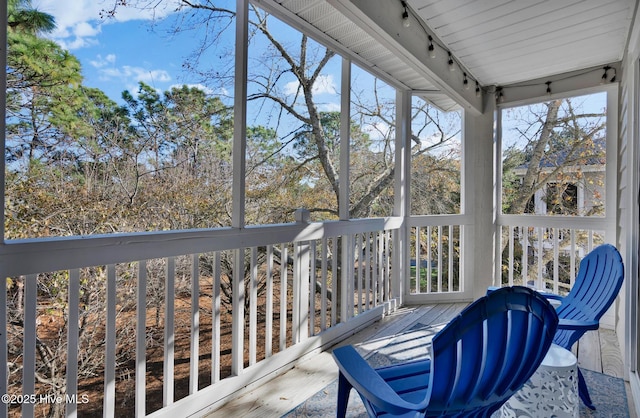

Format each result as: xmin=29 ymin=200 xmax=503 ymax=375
xmin=328 ymin=0 xmax=483 ymax=115
xmin=497 ymin=62 xmax=622 ymax=106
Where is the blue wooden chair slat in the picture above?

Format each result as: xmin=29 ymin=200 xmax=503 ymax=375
xmin=333 ymin=286 xmax=558 ymax=417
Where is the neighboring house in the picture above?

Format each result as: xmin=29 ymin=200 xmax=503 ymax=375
xmin=513 ymin=136 xmax=606 ymax=217
xmin=508 ymin=136 xmax=607 ymax=281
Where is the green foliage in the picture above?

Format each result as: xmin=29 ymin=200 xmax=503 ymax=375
xmin=8 ymin=0 xmax=56 ymax=34
xmin=501 ymin=146 xmax=526 ymax=213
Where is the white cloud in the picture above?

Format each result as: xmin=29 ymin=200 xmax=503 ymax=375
xmin=89 ymin=54 xmax=116 ymax=68
xmin=74 ymin=21 xmax=101 ymax=38
xmin=283 ymin=81 xmax=300 ymax=96
xmin=313 ymin=74 xmax=337 ymax=95
xmin=363 ymin=121 xmax=392 ymax=141
xmin=100 ymin=66 xmax=171 ymax=85
xmin=35 ymin=0 xmax=181 ymax=50
xmin=58 ymin=35 xmax=98 ymax=51
xmin=283 ymin=74 xmax=338 ymax=97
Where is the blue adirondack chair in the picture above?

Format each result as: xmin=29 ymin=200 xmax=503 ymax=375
xmin=542 ymin=243 xmax=625 ymax=410
xmin=332 ymin=286 xmax=559 ymax=417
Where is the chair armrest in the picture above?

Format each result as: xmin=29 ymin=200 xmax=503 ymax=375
xmin=332 ymin=345 xmax=428 ymax=415
xmin=557 ymin=318 xmax=599 ymax=331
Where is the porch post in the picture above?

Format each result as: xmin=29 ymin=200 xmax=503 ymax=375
xmin=231 ymin=0 xmax=248 ymax=376
xmin=464 ymin=95 xmax=496 ymax=300
xmin=339 ymin=57 xmax=351 ymax=322
xmin=394 ymin=90 xmax=411 ymax=305
xmin=339 ymin=58 xmax=351 ymax=221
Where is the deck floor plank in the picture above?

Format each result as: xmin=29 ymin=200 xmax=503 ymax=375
xmin=600 ymin=328 xmax=624 ymax=378
xmin=415 ymin=302 xmax=466 ymax=327
xmin=577 ymin=330 xmax=602 ymax=373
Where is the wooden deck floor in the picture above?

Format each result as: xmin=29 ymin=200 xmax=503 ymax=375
xmin=205 ymin=303 xmax=635 ymax=418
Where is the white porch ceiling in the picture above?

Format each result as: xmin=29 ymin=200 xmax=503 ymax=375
xmin=411 ymin=0 xmax=636 ymax=86
xmin=263 ymin=0 xmax=637 ymax=110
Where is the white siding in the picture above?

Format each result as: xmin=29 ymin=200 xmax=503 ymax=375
xmin=622 ymin=10 xmax=640 ymax=412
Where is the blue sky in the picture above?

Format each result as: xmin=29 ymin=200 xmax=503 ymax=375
xmin=33 ymin=0 xmax=344 ymax=113
xmin=35 ymin=0 xmax=210 ymax=102
xmin=31 ymin=0 xmax=449 ymax=146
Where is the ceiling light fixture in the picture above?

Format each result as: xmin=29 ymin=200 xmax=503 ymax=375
xmin=428 ymin=35 xmax=436 ymax=58
xmin=448 ymin=52 xmax=455 ymax=71
xmin=401 ymin=1 xmax=410 ymax=27
xmin=601 ymin=66 xmax=611 ymax=84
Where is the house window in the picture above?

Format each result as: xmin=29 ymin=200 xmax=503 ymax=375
xmin=545 ymin=183 xmax=578 ymax=215
xmin=524 ymin=194 xmax=535 ymax=214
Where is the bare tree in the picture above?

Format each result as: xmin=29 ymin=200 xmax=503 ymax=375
xmin=103 ymin=1 xmax=461 ymax=220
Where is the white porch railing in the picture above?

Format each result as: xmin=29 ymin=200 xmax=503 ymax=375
xmin=408 ymin=218 xmax=464 ymax=295
xmin=497 ymin=214 xmax=609 ymax=295
xmin=0 ymin=216 xmax=414 ymax=418
xmin=0 ymin=212 xmax=482 ymax=418
xmin=2 ymin=211 xmax=611 ymax=417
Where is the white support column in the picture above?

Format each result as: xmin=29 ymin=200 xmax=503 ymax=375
xmin=231 ymin=0 xmax=249 ymax=377
xmin=394 ymin=90 xmax=411 ymax=304
xmin=339 ymin=58 xmax=351 ymax=322
xmin=467 ymin=95 xmax=496 ymax=300
xmin=232 ymin=0 xmax=248 ymax=229
xmin=394 ymin=90 xmax=411 ymax=218
xmin=492 ymin=104 xmax=503 ymax=289
xmin=340 ymin=58 xmax=351 ymax=220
